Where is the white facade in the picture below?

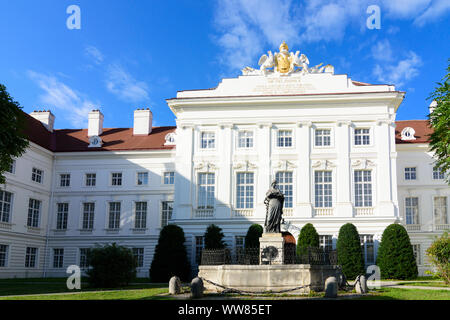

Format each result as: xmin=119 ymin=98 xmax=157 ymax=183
xmin=0 ymin=47 xmax=448 ymax=278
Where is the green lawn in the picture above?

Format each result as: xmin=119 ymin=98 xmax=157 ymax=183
xmin=356 ymin=287 xmax=450 ymax=300
xmin=0 ymin=278 xmax=167 ymax=298
xmin=397 ymin=281 xmax=449 ymax=288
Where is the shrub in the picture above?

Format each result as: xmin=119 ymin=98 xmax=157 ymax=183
xmin=204 ymin=224 xmax=226 ymax=249
xmin=149 ymin=224 xmax=191 ymax=282
xmin=337 ymin=223 xmax=365 ymax=279
xmin=296 ymin=223 xmax=319 ymax=256
xmin=86 ymin=243 xmax=136 ymax=288
xmin=245 ymin=224 xmax=263 ymax=249
xmin=426 ymin=231 xmax=450 ymax=284
xmin=376 ymin=224 xmax=418 ymax=280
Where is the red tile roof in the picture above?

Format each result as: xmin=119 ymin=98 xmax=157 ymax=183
xmin=395 ymin=120 xmax=432 ymax=144
xmin=23 ymin=112 xmax=175 ymax=152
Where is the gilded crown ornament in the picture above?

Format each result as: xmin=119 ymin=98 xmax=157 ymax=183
xmin=241 ymin=41 xmax=334 ymax=76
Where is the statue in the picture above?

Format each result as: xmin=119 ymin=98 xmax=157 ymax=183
xmin=242 ymin=41 xmax=334 ymax=76
xmin=264 ymin=180 xmax=285 ymax=233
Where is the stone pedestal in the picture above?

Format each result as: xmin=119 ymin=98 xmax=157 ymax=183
xmin=259 ymin=233 xmax=285 ymax=265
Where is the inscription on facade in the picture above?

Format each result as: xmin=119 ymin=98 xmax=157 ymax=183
xmin=252 ymin=78 xmax=315 ymax=95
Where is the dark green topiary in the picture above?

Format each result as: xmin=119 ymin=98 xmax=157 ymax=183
xmin=337 ymin=223 xmax=365 ymax=280
xmin=204 ymin=224 xmax=226 ymax=249
xmin=376 ymin=224 xmax=418 ymax=280
xmin=86 ymin=243 xmax=136 ymax=288
xmin=149 ymin=224 xmax=191 ymax=282
xmin=296 ymin=223 xmax=319 ymax=256
xmin=245 ymin=224 xmax=263 ymax=249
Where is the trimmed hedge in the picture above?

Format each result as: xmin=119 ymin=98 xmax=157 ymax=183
xmin=377 ymin=224 xmax=418 ymax=280
xmin=204 ymin=224 xmax=226 ymax=249
xmin=149 ymin=224 xmax=191 ymax=282
xmin=296 ymin=223 xmax=319 ymax=256
xmin=337 ymin=223 xmax=365 ymax=279
xmin=86 ymin=243 xmax=136 ymax=288
xmin=245 ymin=224 xmax=263 ymax=249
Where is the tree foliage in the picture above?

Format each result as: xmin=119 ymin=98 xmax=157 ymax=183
xmin=296 ymin=223 xmax=319 ymax=256
xmin=376 ymin=224 xmax=418 ymax=280
xmin=336 ymin=223 xmax=365 ymax=280
xmin=426 ymin=232 xmax=450 ymax=284
xmin=428 ymin=59 xmax=450 ymax=184
xmin=204 ymin=224 xmax=226 ymax=249
xmin=245 ymin=224 xmax=263 ymax=249
xmin=149 ymin=224 xmax=191 ymax=282
xmin=86 ymin=243 xmax=136 ymax=288
xmin=0 ymin=84 xmax=29 ymax=185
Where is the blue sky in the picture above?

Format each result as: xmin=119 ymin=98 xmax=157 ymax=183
xmin=0 ymin=0 xmax=449 ymax=129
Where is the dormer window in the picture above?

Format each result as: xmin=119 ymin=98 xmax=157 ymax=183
xmin=401 ymin=127 xmax=416 ymax=141
xmin=88 ymin=135 xmax=103 ymax=148
xmin=164 ymin=133 xmax=176 ymax=146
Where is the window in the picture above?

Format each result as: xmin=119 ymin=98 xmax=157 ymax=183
xmin=404 ymin=167 xmax=416 ymax=180
xmin=405 ymin=197 xmax=419 ymax=225
xmin=276 ymin=172 xmax=293 ymax=208
xmin=27 ymin=199 xmax=41 ymax=228
xmin=31 ymin=168 xmax=43 ymax=183
xmin=111 ymin=172 xmax=122 ymax=186
xmin=200 ymin=132 xmax=215 ymax=149
xmin=198 ymin=173 xmax=215 ymax=209
xmin=354 ymin=128 xmax=370 ymax=146
xmin=79 ymin=248 xmax=89 ymax=269
xmin=133 ymin=248 xmax=144 ymax=268
xmin=315 ymin=129 xmax=331 ymax=147
xmin=0 ymin=245 xmax=8 ymax=267
xmin=238 ymin=131 xmax=253 ymax=148
xmin=25 ymin=247 xmax=37 ymax=268
xmin=56 ymin=203 xmax=69 ymax=230
xmin=235 ymin=236 xmax=245 ymax=250
xmin=85 ymin=173 xmax=96 ymax=186
xmin=360 ymin=235 xmax=374 ymax=265
xmin=163 ymin=172 xmax=175 ymax=185
xmin=354 ymin=170 xmax=372 ymax=207
xmin=53 ymin=248 xmax=64 ymax=268
xmin=108 ymin=202 xmax=121 ymax=229
xmin=195 ymin=236 xmax=204 ymax=265
xmin=433 ymin=166 xmax=445 ymax=180
xmin=277 ymin=130 xmax=292 ymax=147
xmin=236 ymin=172 xmax=254 ymax=209
xmin=7 ymin=160 xmax=15 ymax=174
xmin=161 ymin=201 xmax=173 ymax=227
xmin=319 ymin=235 xmax=333 ymax=252
xmin=135 ymin=202 xmax=147 ymax=229
xmin=137 ymin=172 xmax=148 ymax=185
xmin=82 ymin=203 xmax=95 ymax=230
xmin=434 ymin=197 xmax=448 ymax=225
xmin=314 ymin=171 xmax=332 ymax=208
xmin=412 ymin=244 xmax=421 ymax=265
xmin=0 ymin=191 xmax=13 ymax=223
xmin=59 ymin=174 xmax=70 ymax=187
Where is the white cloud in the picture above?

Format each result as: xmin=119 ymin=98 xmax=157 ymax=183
xmin=84 ymin=46 xmax=104 ymax=65
xmin=381 ymin=0 xmax=431 ymax=18
xmin=373 ymin=51 xmax=422 ymax=87
xmin=371 ymin=39 xmax=394 ymax=62
xmin=105 ymin=63 xmax=150 ymax=103
xmin=28 ymin=71 xmax=97 ymax=127
xmin=413 ymin=0 xmax=450 ymax=26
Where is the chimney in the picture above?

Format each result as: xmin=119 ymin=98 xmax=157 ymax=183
xmin=30 ymin=110 xmax=55 ymax=132
xmin=429 ymin=100 xmax=437 ymax=115
xmin=133 ymin=108 xmax=153 ymax=135
xmin=88 ymin=109 xmax=104 ymax=137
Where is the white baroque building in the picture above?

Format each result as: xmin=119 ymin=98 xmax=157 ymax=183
xmin=0 ymin=44 xmax=448 ymax=278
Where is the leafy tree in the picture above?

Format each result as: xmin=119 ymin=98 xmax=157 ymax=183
xmin=149 ymin=224 xmax=190 ymax=282
xmin=0 ymin=84 xmax=29 ymax=185
xmin=296 ymin=223 xmax=319 ymax=256
xmin=426 ymin=232 xmax=450 ymax=284
xmin=337 ymin=223 xmax=365 ymax=279
xmin=376 ymin=224 xmax=418 ymax=280
xmin=245 ymin=224 xmax=263 ymax=249
xmin=86 ymin=243 xmax=136 ymax=288
xmin=428 ymin=59 xmax=450 ymax=184
xmin=204 ymin=224 xmax=226 ymax=249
